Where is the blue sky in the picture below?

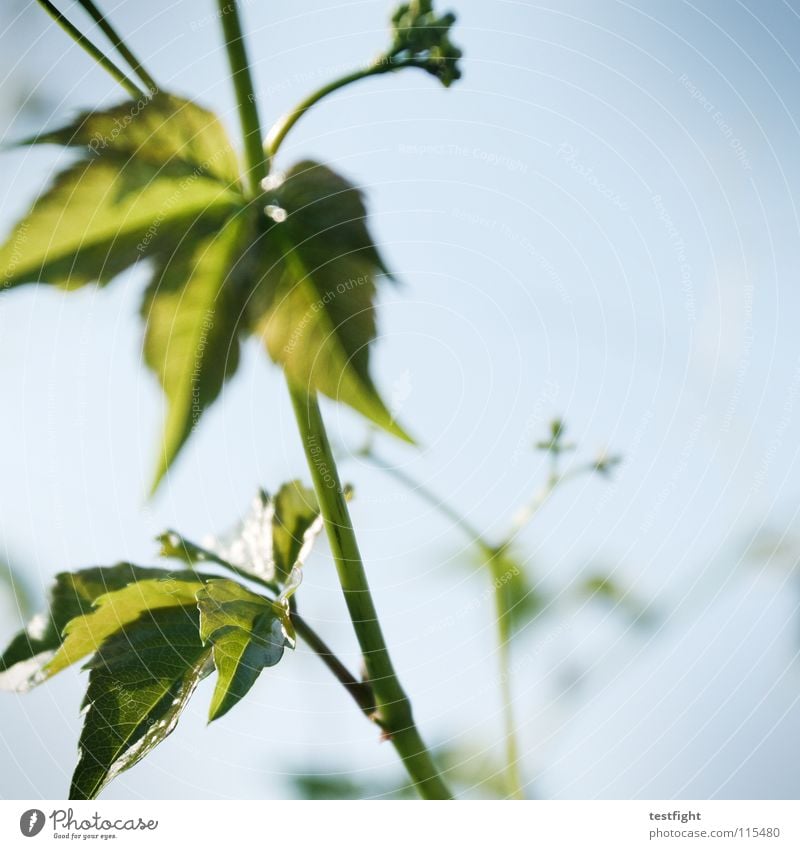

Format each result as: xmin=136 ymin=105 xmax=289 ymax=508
xmin=0 ymin=0 xmax=798 ymax=799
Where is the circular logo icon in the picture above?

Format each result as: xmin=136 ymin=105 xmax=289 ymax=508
xmin=19 ymin=809 xmax=46 ymax=837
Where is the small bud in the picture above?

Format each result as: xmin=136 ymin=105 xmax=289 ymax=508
xmin=383 ymin=2 xmax=462 ymax=88
xmin=593 ymin=452 xmax=622 ymax=477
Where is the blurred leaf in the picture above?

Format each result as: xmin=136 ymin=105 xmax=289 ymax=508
xmin=0 ymin=558 xmax=35 ymax=619
xmin=291 ymin=740 xmax=510 ymax=800
xmin=0 ymin=563 xmax=173 ymax=691
xmin=482 ymin=544 xmax=545 ymax=636
xmin=197 ymin=579 xmax=292 ymax=721
xmin=26 ymin=94 xmax=241 ymax=187
xmin=142 ymin=213 xmax=248 ymax=490
xmin=71 ymin=604 xmax=212 ymax=800
xmin=437 ymin=743 xmax=515 ymax=799
xmin=0 ymin=158 xmax=237 ymax=290
xmin=291 ymin=770 xmax=416 ymax=800
xmin=578 ymin=571 xmax=653 ymax=626
xmin=0 ymin=94 xmax=247 ymax=491
xmin=249 ymin=160 xmax=411 ymax=442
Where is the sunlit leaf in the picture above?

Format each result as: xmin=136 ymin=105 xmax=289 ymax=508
xmin=196 ymin=483 xmax=324 ymax=587
xmin=0 ymin=93 xmax=250 ymax=489
xmin=26 ymin=93 xmax=241 ymax=187
xmin=45 ymin=576 xmax=206 ymax=679
xmin=0 ymin=564 xmax=170 ymax=692
xmin=0 ymin=158 xmax=238 ymax=290
xmin=249 ymin=160 xmax=411 ymax=441
xmin=70 ymin=604 xmax=212 ymax=800
xmin=142 ymin=213 xmax=248 ymax=490
xmin=271 ymin=481 xmax=321 ymax=583
xmin=197 ymin=579 xmax=292 ymax=721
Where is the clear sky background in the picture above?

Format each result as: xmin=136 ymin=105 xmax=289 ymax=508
xmin=0 ymin=0 xmax=799 ymax=799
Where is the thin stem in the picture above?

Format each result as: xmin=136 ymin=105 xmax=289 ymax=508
xmin=217 ymin=0 xmax=267 ymax=194
xmin=510 ymin=462 xmax=596 ymax=536
xmin=217 ymin=1 xmax=449 ymax=799
xmin=266 ymin=58 xmax=429 ymax=160
xmin=293 ymin=612 xmax=377 ymax=721
xmin=169 ymin=533 xmax=378 ymax=723
xmin=289 ymin=385 xmax=452 ymax=800
xmin=359 ymin=449 xmax=525 ymax=799
xmin=35 ymin=0 xmax=145 ymax=99
xmin=361 ymin=450 xmax=488 ymax=547
xmin=493 ymin=581 xmax=525 ymax=800
xmin=74 ymin=0 xmax=159 ymax=93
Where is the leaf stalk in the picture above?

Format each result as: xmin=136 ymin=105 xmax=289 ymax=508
xmin=217 ymin=0 xmax=451 ymax=800
xmin=34 ymin=0 xmax=146 ymax=100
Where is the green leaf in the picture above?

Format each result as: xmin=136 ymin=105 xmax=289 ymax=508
xmin=142 ymin=213 xmax=248 ymax=490
xmin=483 ymin=544 xmax=545 ymax=637
xmin=250 ymin=160 xmax=411 ymax=441
xmin=0 ymin=158 xmax=238 ymax=290
xmin=156 ymin=530 xmax=248 ymax=574
xmin=46 ymin=576 xmax=205 ymax=680
xmin=27 ymin=93 xmax=241 ymax=187
xmin=197 ymin=579 xmax=292 ymax=721
xmin=70 ymin=604 xmax=212 ymax=800
xmin=271 ymin=481 xmax=321 ymax=583
xmin=0 ymin=563 xmax=171 ymax=691
xmin=180 ymin=484 xmax=324 ymax=588
xmin=0 ymin=93 xmax=243 ymax=291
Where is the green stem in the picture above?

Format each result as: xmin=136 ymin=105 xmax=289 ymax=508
xmin=217 ymin=0 xmax=267 ymax=194
xmin=289 ymin=385 xmax=452 ymax=800
xmin=170 ymin=534 xmax=377 ymax=723
xmin=74 ymin=0 xmax=159 ymax=93
xmin=266 ymin=58 xmax=429 ymax=160
xmin=493 ymin=583 xmax=524 ymax=800
xmin=361 ymin=450 xmax=488 ymax=546
xmin=217 ymin=1 xmax=449 ymax=799
xmin=360 ymin=450 xmax=525 ymax=799
xmin=35 ymin=0 xmax=145 ymax=99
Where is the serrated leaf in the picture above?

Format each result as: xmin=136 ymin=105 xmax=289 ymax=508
xmin=26 ymin=93 xmax=241 ymax=188
xmin=0 ymin=92 xmax=243 ymax=291
xmin=45 ymin=576 xmax=205 ymax=680
xmin=197 ymin=579 xmax=292 ymax=721
xmin=70 ymin=604 xmax=211 ymax=800
xmin=195 ymin=483 xmax=324 ymax=587
xmin=249 ymin=160 xmax=411 ymax=441
xmin=142 ymin=213 xmax=248 ymax=490
xmin=0 ymin=563 xmax=171 ymax=692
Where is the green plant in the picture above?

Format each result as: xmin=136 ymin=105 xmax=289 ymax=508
xmin=352 ymin=419 xmax=630 ymax=798
xmin=0 ymin=1 xmax=629 ymax=802
xmin=0 ymin=0 xmax=463 ymax=800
